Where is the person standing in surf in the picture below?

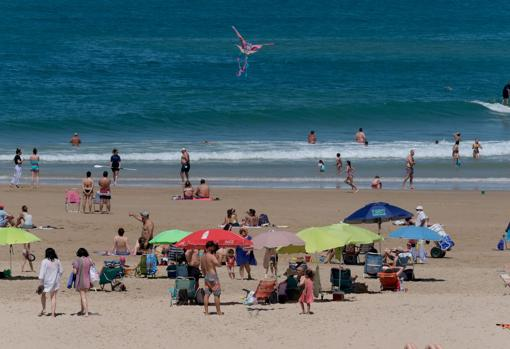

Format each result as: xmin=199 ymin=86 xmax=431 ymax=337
xmin=110 ymin=149 xmax=121 ymax=185
xmin=344 ymin=160 xmax=358 ymax=193
xmin=180 ymin=148 xmax=190 ymax=182
xmin=452 ymin=141 xmax=461 ymax=167
xmin=355 ymin=128 xmax=367 ymax=144
xmin=10 ymin=148 xmax=23 ymax=188
xmin=402 ymin=149 xmax=415 ymax=190
xmin=502 ymin=81 xmax=510 ymax=105
xmin=336 ymin=153 xmax=343 ymax=175
xmin=307 ymin=131 xmax=317 ymax=144
xmin=472 ymin=139 xmax=482 ymax=159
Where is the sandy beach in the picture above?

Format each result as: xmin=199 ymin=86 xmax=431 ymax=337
xmin=0 ymin=185 xmax=509 ymax=348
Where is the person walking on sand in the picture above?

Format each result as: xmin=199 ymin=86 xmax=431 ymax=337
xmin=82 ymin=171 xmax=94 ymax=213
xmin=299 ymin=269 xmax=314 ymax=315
xmin=180 ymin=148 xmax=190 ymax=182
xmin=10 ymin=148 xmax=23 ymax=188
xmin=355 ymin=128 xmax=366 ymax=144
xmin=98 ymin=171 xmax=111 ymax=213
xmin=403 ymin=150 xmax=415 ymax=190
xmin=472 ymin=139 xmax=482 ymax=159
xmin=336 ymin=153 xmax=343 ymax=175
xmin=72 ymin=248 xmax=93 ymax=317
xmin=110 ymin=148 xmax=121 ymax=185
xmin=30 ymin=148 xmax=40 ymax=188
xmin=37 ymin=248 xmax=63 ymax=317
xmin=200 ymin=241 xmax=223 ymax=315
xmin=344 ymin=160 xmax=358 ymax=192
xmin=22 ymin=242 xmax=34 ymax=272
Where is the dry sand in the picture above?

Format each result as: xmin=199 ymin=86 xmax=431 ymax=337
xmin=1 ymin=185 xmax=509 ymax=349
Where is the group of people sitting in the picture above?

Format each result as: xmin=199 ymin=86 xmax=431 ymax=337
xmin=0 ymin=204 xmax=34 ymax=229
xmin=222 ymin=208 xmax=268 ymax=228
xmin=181 ymin=179 xmax=210 ymax=200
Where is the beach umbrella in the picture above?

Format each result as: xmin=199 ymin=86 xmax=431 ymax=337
xmin=277 ymin=245 xmax=306 ymax=254
xmin=149 ymin=229 xmax=191 ymax=245
xmin=252 ymin=230 xmax=304 ymax=250
xmin=297 ymin=223 xmax=382 ymax=253
xmin=389 ymin=226 xmax=443 ymax=241
xmin=344 ymin=202 xmax=413 ymax=231
xmin=0 ymin=227 xmax=41 ymax=271
xmin=175 ymin=229 xmax=252 ymax=249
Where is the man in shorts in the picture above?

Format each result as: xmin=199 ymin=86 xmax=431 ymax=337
xmin=402 ymin=150 xmax=415 ymax=190
xmin=180 ymin=148 xmax=190 ymax=182
xmin=200 ymin=241 xmax=223 ymax=315
xmin=110 ymin=148 xmax=121 ymax=185
xmin=98 ymin=171 xmax=111 ymax=213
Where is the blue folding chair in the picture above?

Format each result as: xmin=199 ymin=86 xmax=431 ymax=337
xmin=364 ymin=252 xmax=383 ymax=278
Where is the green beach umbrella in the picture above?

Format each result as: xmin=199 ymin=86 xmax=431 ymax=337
xmin=149 ymin=229 xmax=191 ymax=245
xmin=0 ymin=227 xmax=41 ymax=271
xmin=297 ymin=223 xmax=382 ymax=253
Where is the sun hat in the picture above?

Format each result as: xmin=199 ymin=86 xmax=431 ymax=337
xmin=416 ymin=205 xmax=424 ymax=211
xmin=140 ymin=211 xmax=150 ymax=217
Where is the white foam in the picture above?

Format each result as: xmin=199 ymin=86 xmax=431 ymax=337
xmin=1 ymin=140 xmax=509 ymax=162
xmin=472 ymin=100 xmax=510 ymax=114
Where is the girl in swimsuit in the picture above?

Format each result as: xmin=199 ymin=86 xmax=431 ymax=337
xmin=30 ymin=148 xmax=40 ymax=188
xmin=344 ymin=160 xmax=359 ymax=192
xmin=472 ymin=139 xmax=482 ymax=159
xmin=452 ymin=141 xmax=461 ymax=167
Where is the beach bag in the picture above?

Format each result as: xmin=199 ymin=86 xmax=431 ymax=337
xmin=258 ymin=214 xmax=270 ymax=226
xmin=177 ymin=289 xmax=189 ymax=305
xmin=195 ymin=288 xmax=205 ymax=305
xmin=67 ymin=272 xmax=75 ymax=289
xmin=243 ymin=290 xmax=257 ymax=306
xmin=498 ymin=239 xmax=505 ymax=251
xmin=89 ymin=265 xmax=99 ymax=283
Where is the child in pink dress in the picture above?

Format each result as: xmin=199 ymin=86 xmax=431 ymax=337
xmin=299 ymin=269 xmax=314 ymax=314
xmin=226 ymin=249 xmax=236 ymax=279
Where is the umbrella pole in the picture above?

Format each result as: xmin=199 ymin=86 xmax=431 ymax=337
xmin=9 ymin=245 xmax=13 ymax=272
xmin=378 ymin=220 xmax=382 ymax=253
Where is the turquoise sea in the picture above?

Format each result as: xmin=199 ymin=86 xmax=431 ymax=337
xmin=1 ymin=1 xmax=510 ymax=189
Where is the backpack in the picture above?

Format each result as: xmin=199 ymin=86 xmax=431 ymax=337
xmin=258 ymin=214 xmax=270 ymax=226
xmin=195 ymin=288 xmax=205 ymax=305
xmin=497 ymin=239 xmax=505 ymax=251
xmin=177 ymin=289 xmax=189 ymax=305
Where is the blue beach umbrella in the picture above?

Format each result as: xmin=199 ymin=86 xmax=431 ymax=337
xmin=389 ymin=226 xmax=443 ymax=241
xmin=344 ymin=202 xmax=413 ymax=226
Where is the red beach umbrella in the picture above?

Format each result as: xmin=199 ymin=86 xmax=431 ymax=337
xmin=175 ymin=229 xmax=252 ymax=249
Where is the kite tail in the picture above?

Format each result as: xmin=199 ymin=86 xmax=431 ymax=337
xmin=236 ymin=56 xmax=249 ymax=77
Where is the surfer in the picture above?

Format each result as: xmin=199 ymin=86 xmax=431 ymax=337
xmin=472 ymin=139 xmax=482 ymax=159
xmin=503 ymin=81 xmax=510 ymax=105
xmin=402 ymin=150 xmax=415 ymax=190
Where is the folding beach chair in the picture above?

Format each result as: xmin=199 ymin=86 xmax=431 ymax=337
xmin=168 ymin=277 xmax=197 ymax=306
xmin=364 ymin=252 xmax=383 ymax=278
xmin=396 ymin=253 xmax=415 ymax=281
xmin=378 ymin=270 xmax=400 ymax=291
xmin=254 ymin=279 xmax=277 ymax=304
xmin=330 ymin=267 xmax=353 ymax=293
xmin=99 ymin=265 xmax=124 ymax=291
xmin=499 ymin=272 xmax=510 ymax=293
xmin=65 ymin=189 xmax=81 ymax=213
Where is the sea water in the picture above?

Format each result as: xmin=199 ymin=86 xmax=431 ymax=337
xmin=1 ymin=1 xmax=510 ymax=189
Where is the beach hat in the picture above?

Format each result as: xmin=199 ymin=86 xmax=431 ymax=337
xmin=416 ymin=205 xmax=424 ymax=211
xmin=140 ymin=211 xmax=150 ymax=217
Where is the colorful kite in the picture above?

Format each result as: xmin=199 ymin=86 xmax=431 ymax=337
xmin=232 ymin=26 xmax=273 ymax=77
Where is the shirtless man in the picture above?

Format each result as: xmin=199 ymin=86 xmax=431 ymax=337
xmin=472 ymin=138 xmax=482 ymax=159
xmin=307 ymin=131 xmax=317 ymax=144
xmin=112 ymin=227 xmax=131 ymax=255
xmin=180 ymin=148 xmax=190 ymax=182
xmin=200 ymin=241 xmax=223 ymax=315
xmin=70 ymin=133 xmax=81 ymax=147
xmin=194 ymin=179 xmax=210 ymax=198
xmin=402 ymin=150 xmax=415 ymax=190
xmin=98 ymin=171 xmax=111 ymax=213
xmin=129 ymin=211 xmax=155 ymax=246
xmin=336 ymin=153 xmax=343 ymax=175
xmin=355 ymin=128 xmax=366 ymax=144
xmin=82 ymin=171 xmax=94 ymax=213
xmin=186 ymin=248 xmax=201 ymax=289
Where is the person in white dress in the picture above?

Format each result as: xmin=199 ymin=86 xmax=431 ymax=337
xmin=38 ymin=248 xmax=63 ymax=317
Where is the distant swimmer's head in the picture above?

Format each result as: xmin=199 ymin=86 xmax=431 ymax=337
xmin=435 ymin=140 xmax=439 ymax=144
xmin=310 ymin=130 xmax=315 ymax=135
xmin=200 ymin=179 xmax=206 ymax=184
xmin=112 ymin=148 xmax=118 ymax=154
xmin=86 ymin=171 xmax=91 ymax=178
xmin=336 ymin=153 xmax=340 ymax=157
xmin=359 ymin=128 xmax=363 ymax=132
xmin=364 ymin=141 xmax=369 ymax=146
xmin=15 ymin=148 xmax=21 ymax=155
xmin=103 ymin=171 xmax=108 ymax=177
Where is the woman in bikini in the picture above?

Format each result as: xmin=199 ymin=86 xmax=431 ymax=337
xmin=472 ymin=138 xmax=482 ymax=159
xmin=82 ymin=171 xmax=94 ymax=213
xmin=183 ymin=180 xmax=194 ymax=200
xmin=344 ymin=160 xmax=359 ymax=192
xmin=30 ymin=148 xmax=40 ymax=188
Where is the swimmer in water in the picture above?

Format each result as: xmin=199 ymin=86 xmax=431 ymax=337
xmin=308 ymin=131 xmax=317 ymax=144
xmin=371 ymin=176 xmax=382 ymax=189
xmin=355 ymin=128 xmax=366 ymax=144
xmin=472 ymin=138 xmax=482 ymax=159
